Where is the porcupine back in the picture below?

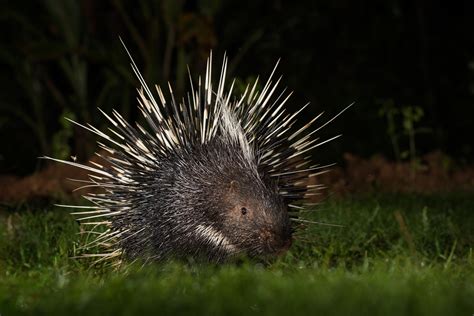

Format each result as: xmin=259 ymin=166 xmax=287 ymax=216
xmin=48 ymin=45 xmax=351 ymax=265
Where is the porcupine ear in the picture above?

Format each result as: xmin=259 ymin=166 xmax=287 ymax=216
xmin=229 ymin=180 xmax=239 ymax=193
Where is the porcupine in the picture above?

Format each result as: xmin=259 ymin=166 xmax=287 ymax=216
xmin=47 ymin=43 xmax=351 ymax=265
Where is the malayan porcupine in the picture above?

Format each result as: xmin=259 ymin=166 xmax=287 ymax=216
xmin=47 ymin=44 xmax=351 ymax=265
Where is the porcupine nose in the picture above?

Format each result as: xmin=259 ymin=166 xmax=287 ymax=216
xmin=260 ymin=228 xmax=292 ymax=255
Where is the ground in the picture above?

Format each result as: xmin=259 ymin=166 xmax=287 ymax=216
xmin=0 ymin=192 xmax=473 ymax=315
xmin=2 ymin=151 xmax=474 ymax=202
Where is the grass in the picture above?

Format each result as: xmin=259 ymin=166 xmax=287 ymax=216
xmin=0 ymin=192 xmax=473 ymax=315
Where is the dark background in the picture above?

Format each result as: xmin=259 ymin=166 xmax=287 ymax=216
xmin=1 ymin=0 xmax=473 ymax=176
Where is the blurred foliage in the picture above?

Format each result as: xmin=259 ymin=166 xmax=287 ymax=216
xmin=379 ymin=100 xmax=432 ymax=177
xmin=378 ymin=100 xmax=431 ymax=162
xmin=378 ymin=99 xmax=402 ymax=161
xmin=0 ymin=0 xmax=473 ymax=175
xmin=0 ymin=0 xmax=218 ymax=174
xmin=51 ymin=109 xmax=76 ymax=160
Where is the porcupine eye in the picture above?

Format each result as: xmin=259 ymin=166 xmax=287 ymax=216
xmin=241 ymin=207 xmax=248 ymax=215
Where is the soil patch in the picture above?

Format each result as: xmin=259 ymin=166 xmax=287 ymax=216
xmin=1 ymin=151 xmax=473 ymax=203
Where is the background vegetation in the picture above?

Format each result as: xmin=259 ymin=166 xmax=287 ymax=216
xmin=1 ymin=0 xmax=473 ymax=175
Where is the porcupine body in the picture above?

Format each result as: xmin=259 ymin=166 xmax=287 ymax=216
xmin=48 ymin=47 xmax=349 ymax=264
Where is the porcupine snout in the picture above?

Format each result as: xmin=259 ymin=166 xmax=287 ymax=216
xmin=259 ymin=223 xmax=292 ymax=255
xmin=258 ymin=204 xmax=292 ymax=255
